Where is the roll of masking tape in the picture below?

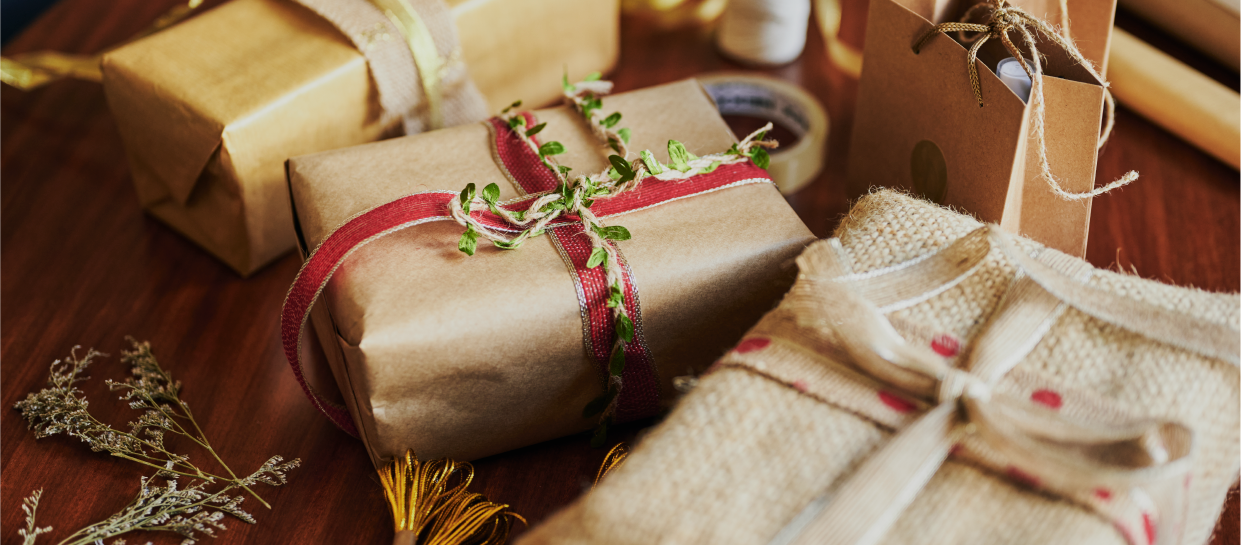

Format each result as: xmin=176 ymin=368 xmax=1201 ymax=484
xmin=696 ymin=73 xmax=828 ymax=194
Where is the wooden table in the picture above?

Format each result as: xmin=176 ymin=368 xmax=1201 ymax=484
xmin=2 ymin=1 xmax=1237 ymax=543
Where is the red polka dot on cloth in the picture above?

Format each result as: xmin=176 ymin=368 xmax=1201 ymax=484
xmin=931 ymin=334 xmax=960 ymax=357
xmin=791 ymin=380 xmax=809 ymax=392
xmin=1030 ymin=389 xmax=1063 ymax=409
xmin=734 ymin=337 xmax=771 ymax=354
xmin=878 ymin=391 xmax=917 ymax=413
xmin=1093 ymin=488 xmax=1112 ymax=501
xmin=1142 ymin=513 xmax=1156 ymax=544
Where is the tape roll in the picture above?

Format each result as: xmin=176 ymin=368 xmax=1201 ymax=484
xmin=697 ymin=73 xmax=829 ymax=194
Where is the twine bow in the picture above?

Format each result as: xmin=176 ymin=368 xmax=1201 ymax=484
xmin=912 ymin=0 xmax=1137 ymax=201
xmin=771 ymin=225 xmax=1239 ymax=545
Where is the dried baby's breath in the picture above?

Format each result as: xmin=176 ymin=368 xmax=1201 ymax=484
xmin=13 ymin=340 xmax=300 ymax=544
xmin=18 ymin=489 xmax=52 ymax=545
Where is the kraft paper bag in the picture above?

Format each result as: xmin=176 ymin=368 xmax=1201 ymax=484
xmin=848 ymin=0 xmax=1120 ymax=257
xmin=102 ymin=0 xmax=619 ymax=276
xmin=285 ymin=79 xmax=816 ymax=464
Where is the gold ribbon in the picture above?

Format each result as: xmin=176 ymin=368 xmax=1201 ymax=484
xmin=0 ymin=0 xmax=447 ymax=130
xmin=366 ymin=0 xmax=446 ymax=129
xmin=912 ymin=0 xmax=1138 ymax=201
xmin=813 ymin=0 xmax=863 ymax=78
xmin=0 ymin=0 xmax=204 ymax=90
xmin=770 ymin=225 xmax=1238 ymax=545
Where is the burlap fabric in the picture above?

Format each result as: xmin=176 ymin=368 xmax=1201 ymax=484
xmin=518 ymin=189 xmax=1240 ymax=545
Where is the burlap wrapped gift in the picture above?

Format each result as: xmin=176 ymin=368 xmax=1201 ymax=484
xmin=102 ymin=0 xmax=618 ymax=275
xmin=281 ymin=79 xmax=815 ymax=465
xmin=520 ymin=190 xmax=1239 ymax=545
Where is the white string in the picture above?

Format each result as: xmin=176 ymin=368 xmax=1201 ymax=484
xmin=716 ymin=0 xmax=812 ymax=65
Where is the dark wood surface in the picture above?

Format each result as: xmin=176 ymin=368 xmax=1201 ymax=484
xmin=2 ymin=0 xmax=1237 ymax=543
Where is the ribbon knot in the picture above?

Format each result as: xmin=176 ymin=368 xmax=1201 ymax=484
xmin=936 ymin=368 xmax=989 ymax=404
xmin=983 ymin=6 xmax=1019 ymax=34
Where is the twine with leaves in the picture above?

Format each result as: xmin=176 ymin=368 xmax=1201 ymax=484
xmin=913 ymin=0 xmax=1137 ymax=200
xmin=449 ymin=74 xmax=776 ymax=444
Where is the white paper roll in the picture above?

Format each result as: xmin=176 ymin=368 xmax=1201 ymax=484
xmin=716 ymin=0 xmax=812 ymax=66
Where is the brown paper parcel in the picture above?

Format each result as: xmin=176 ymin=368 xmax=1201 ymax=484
xmin=518 ymin=189 xmax=1239 ymax=545
xmin=102 ymin=0 xmax=619 ymax=276
xmin=286 ymin=79 xmax=816 ymax=464
xmin=848 ymin=0 xmax=1119 ymax=257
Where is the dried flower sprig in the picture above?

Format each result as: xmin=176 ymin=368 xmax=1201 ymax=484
xmin=450 ymin=74 xmax=777 ymax=445
xmin=108 ymin=339 xmax=275 ymax=508
xmin=13 ymin=340 xmax=300 ymax=545
xmin=37 ymin=459 xmax=294 ymax=545
xmin=14 ymin=340 xmax=280 ymax=507
xmin=18 ymin=489 xmax=52 ymax=545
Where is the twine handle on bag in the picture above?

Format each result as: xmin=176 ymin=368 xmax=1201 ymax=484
xmin=912 ymin=0 xmax=1138 ymax=201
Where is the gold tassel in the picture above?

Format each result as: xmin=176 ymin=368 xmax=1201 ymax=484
xmin=378 ymin=450 xmax=524 ymax=545
xmin=592 ymin=443 xmax=630 ymax=489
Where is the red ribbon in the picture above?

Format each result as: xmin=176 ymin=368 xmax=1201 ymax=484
xmin=281 ymin=115 xmax=774 ymax=436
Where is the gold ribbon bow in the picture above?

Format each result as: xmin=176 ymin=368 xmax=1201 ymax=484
xmin=912 ymin=0 xmax=1138 ymax=201
xmin=772 ymin=226 xmax=1238 ymax=545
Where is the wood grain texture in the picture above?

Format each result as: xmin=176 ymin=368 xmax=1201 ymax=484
xmin=1 ymin=0 xmax=1236 ymax=543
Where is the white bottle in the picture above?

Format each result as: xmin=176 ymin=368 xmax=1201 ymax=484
xmin=996 ymin=57 xmax=1033 ymax=103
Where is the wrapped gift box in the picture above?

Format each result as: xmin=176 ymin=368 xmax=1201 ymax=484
xmin=102 ymin=0 xmax=618 ymax=275
xmin=520 ymin=190 xmax=1240 ymax=545
xmin=283 ymin=79 xmax=816 ymax=464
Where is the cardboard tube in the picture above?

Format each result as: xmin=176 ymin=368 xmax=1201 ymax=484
xmin=696 ymin=73 xmax=830 ymax=194
xmin=1108 ymin=28 xmax=1241 ymax=170
xmin=1118 ymin=0 xmax=1240 ymax=72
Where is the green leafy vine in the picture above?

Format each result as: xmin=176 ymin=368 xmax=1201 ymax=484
xmin=452 ymin=74 xmax=777 ymax=445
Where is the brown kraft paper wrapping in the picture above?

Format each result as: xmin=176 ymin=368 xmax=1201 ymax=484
xmin=102 ymin=0 xmax=619 ymax=276
xmin=287 ymin=80 xmax=816 ymax=464
xmin=848 ymin=0 xmax=1117 ymax=257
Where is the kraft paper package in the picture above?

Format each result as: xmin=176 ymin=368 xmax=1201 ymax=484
xmin=283 ymin=79 xmax=817 ymax=465
xmin=519 ymin=190 xmax=1240 ymax=545
xmin=849 ymin=0 xmax=1121 ymax=257
xmin=102 ymin=0 xmax=619 ymax=275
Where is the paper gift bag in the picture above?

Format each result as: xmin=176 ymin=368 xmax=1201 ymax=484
xmin=848 ymin=0 xmax=1124 ymax=257
xmin=281 ymin=79 xmax=816 ymax=464
xmin=102 ymin=0 xmax=619 ymax=275
xmin=518 ymin=189 xmax=1239 ymax=545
